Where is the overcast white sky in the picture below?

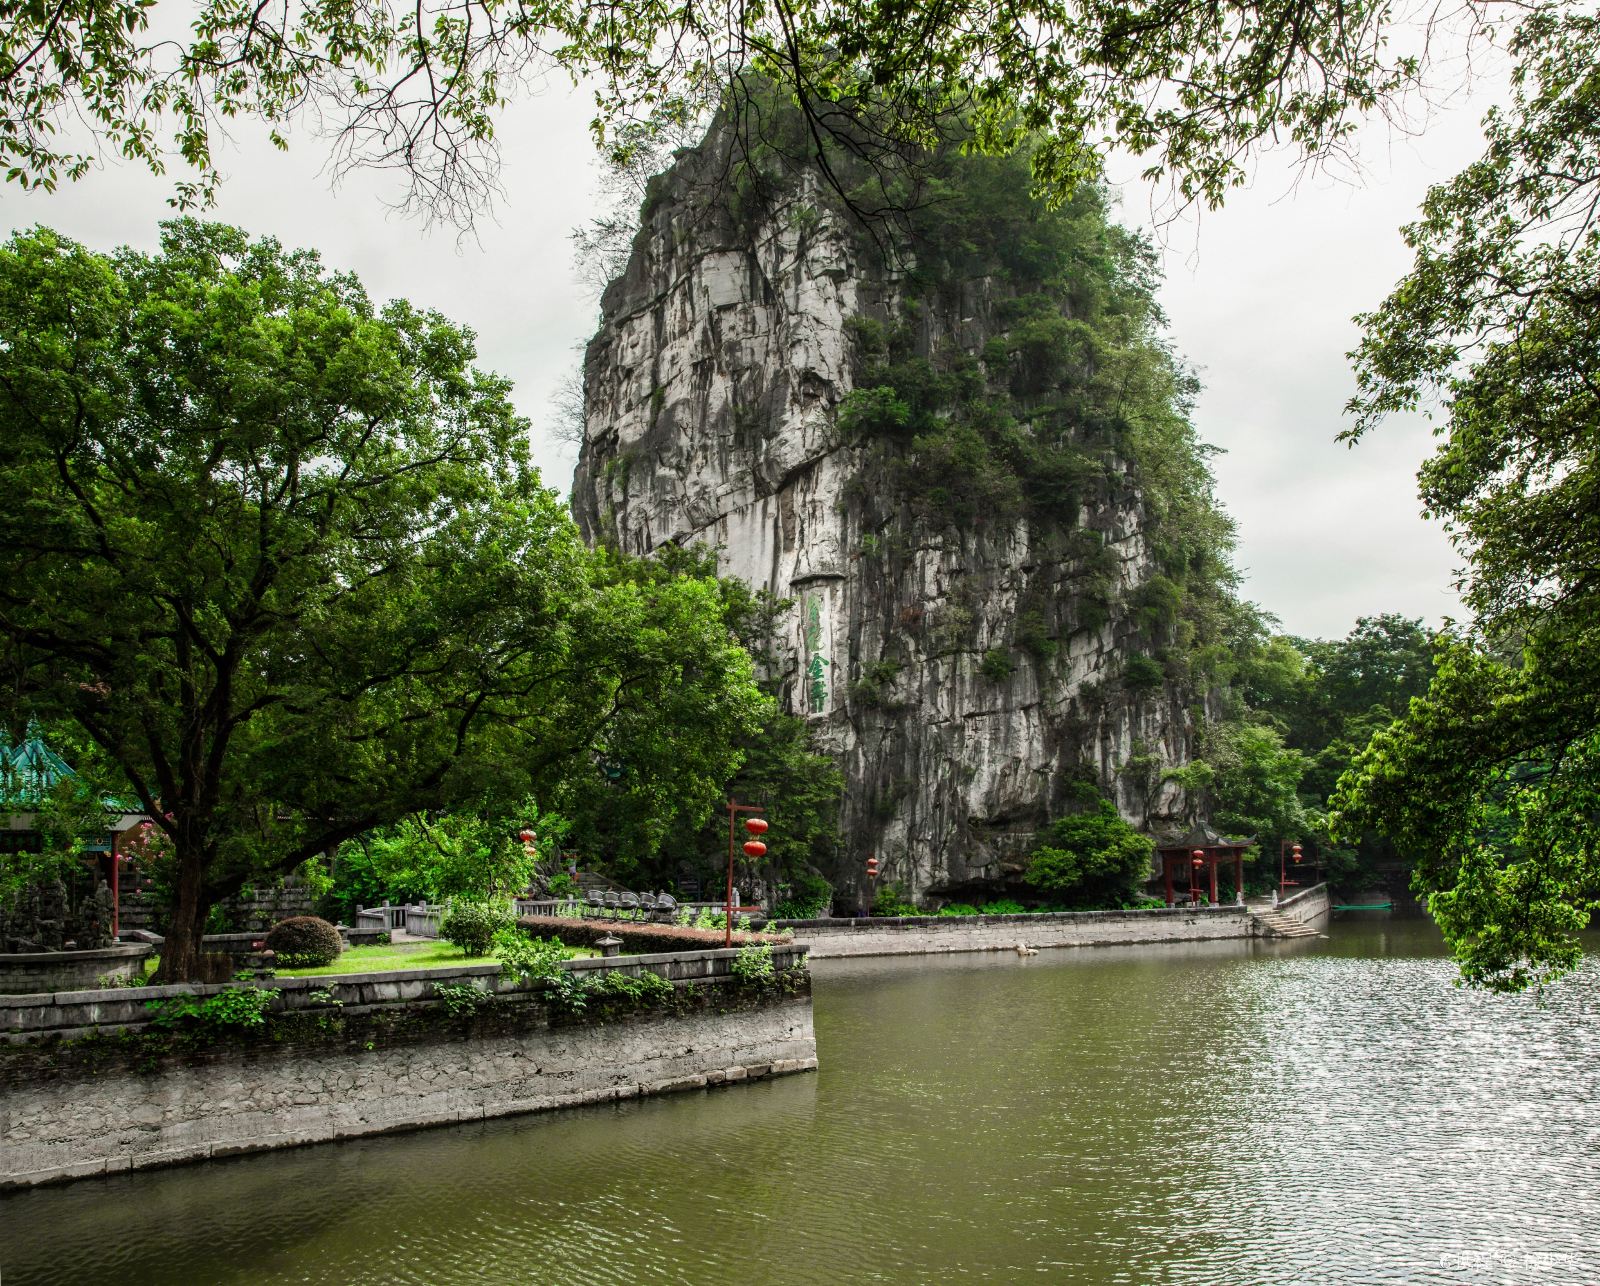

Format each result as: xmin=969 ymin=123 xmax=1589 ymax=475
xmin=0 ymin=80 xmax=1494 ymax=641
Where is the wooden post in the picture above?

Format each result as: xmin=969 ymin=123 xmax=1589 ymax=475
xmin=111 ymin=837 xmax=121 ymax=937
xmin=723 ymin=799 xmax=766 ymax=947
xmin=1163 ymin=853 xmax=1174 ymax=907
xmin=725 ymin=799 xmax=736 ymax=948
xmin=1209 ymin=853 xmax=1219 ymax=904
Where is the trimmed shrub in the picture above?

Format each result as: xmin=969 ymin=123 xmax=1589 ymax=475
xmin=441 ymin=901 xmax=514 ymax=956
xmin=516 ymin=916 xmax=786 ymax=955
xmin=264 ymin=916 xmax=343 ymax=968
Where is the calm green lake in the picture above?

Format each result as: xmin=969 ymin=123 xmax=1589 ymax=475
xmin=5 ymin=920 xmax=1597 ymax=1284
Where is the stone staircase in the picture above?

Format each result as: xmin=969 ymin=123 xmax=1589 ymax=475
xmin=1247 ymin=901 xmax=1323 ymax=939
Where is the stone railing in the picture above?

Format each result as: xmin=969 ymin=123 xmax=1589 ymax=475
xmin=1271 ymin=882 xmax=1332 ymax=929
xmin=355 ymin=902 xmax=447 ymax=936
xmin=1 ymin=942 xmax=811 ymax=1040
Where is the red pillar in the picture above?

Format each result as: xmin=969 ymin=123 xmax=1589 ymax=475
xmin=1209 ymin=854 xmax=1219 ymax=904
xmin=1163 ymin=854 xmax=1174 ymax=906
xmin=1235 ymin=853 xmax=1243 ymax=904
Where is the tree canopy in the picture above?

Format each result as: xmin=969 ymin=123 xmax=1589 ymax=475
xmin=2 ymin=0 xmax=1482 ymax=226
xmin=1024 ymin=786 xmax=1154 ymax=909
xmin=0 ymin=219 xmax=765 ymax=978
xmin=1332 ymin=11 xmax=1600 ymax=990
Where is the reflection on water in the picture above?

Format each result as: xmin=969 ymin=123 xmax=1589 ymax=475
xmin=5 ymin=921 xmax=1597 ymax=1285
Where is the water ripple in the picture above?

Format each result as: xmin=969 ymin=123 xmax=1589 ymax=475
xmin=4 ymin=922 xmax=1597 ymax=1285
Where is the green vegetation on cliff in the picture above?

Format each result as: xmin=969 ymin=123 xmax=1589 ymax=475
xmin=818 ymin=144 xmax=1244 ymax=694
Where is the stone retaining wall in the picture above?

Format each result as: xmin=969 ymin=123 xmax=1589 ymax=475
xmin=0 ymin=944 xmax=153 ymax=995
xmin=779 ymin=905 xmax=1252 ymax=959
xmin=1 ymin=946 xmax=814 ymax=1189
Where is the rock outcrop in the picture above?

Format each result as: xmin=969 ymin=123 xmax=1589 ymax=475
xmin=573 ymin=132 xmax=1226 ymax=902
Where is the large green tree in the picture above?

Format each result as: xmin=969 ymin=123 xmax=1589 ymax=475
xmin=0 ymin=220 xmax=764 ymax=979
xmin=1332 ymin=11 xmax=1600 ymax=990
xmin=563 ymin=544 xmax=844 ymax=896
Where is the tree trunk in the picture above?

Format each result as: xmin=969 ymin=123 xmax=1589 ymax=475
xmin=152 ymin=842 xmax=212 ymax=983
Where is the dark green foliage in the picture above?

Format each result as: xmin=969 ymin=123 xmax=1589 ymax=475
xmin=1014 ymin=608 xmax=1057 ymax=662
xmin=1333 ymin=639 xmax=1600 ymax=993
xmin=431 ymin=980 xmax=495 ymax=1016
xmin=774 ymin=873 xmax=832 ymax=920
xmin=1024 ymin=792 xmax=1154 ymax=908
xmin=1333 ymin=14 xmax=1600 ymax=990
xmin=871 ymin=883 xmax=919 ymax=917
xmin=493 ymin=929 xmax=571 ymax=982
xmin=1123 ymin=655 xmax=1166 ymax=692
xmin=264 ymin=917 xmax=343 ymax=968
xmin=977 ymin=899 xmax=1027 ymax=915
xmin=440 ymin=902 xmax=514 ymax=956
xmin=936 ymin=902 xmax=982 ymax=917
xmin=144 ymin=986 xmax=274 ymax=1030
xmin=980 ymin=649 xmax=1015 ymax=682
xmin=561 ymin=542 xmax=835 ymax=893
xmin=730 ymin=942 xmax=775 ymax=983
xmin=850 ymin=659 xmax=903 ymax=709
xmin=819 ymin=145 xmax=1238 ymax=699
xmin=0 ymin=222 xmax=765 ymax=981
xmin=1197 ymin=614 xmax=1433 ymax=883
xmin=1132 ymin=576 xmax=1184 ymax=637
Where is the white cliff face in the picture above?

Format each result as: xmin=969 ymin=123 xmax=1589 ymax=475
xmin=574 ymin=146 xmax=1197 ymax=902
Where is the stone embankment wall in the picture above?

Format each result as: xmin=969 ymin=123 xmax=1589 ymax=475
xmin=780 ymin=906 xmax=1252 ymax=959
xmin=1272 ymin=884 xmax=1332 ymax=931
xmin=1 ymin=946 xmax=815 ymax=1189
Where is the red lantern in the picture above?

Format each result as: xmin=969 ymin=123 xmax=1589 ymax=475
xmin=865 ymin=855 xmax=879 ymax=878
xmin=1292 ymin=844 xmax=1303 ymax=864
xmin=1192 ymin=849 xmax=1205 ymax=868
xmin=518 ymin=828 xmax=535 ymax=843
xmin=743 ymin=840 xmax=767 ymax=858
xmin=744 ymin=817 xmax=769 ymax=835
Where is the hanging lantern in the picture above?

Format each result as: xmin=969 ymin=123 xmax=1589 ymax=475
xmin=865 ymin=855 xmax=879 ymax=878
xmin=517 ymin=828 xmax=535 ymax=843
xmin=1192 ymin=849 xmax=1205 ymax=868
xmin=743 ymin=840 xmax=767 ymax=858
xmin=744 ymin=817 xmax=769 ymax=835
xmin=1292 ymin=843 xmax=1303 ymax=864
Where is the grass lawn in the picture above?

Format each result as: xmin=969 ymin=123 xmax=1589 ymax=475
xmin=276 ymin=940 xmax=497 ymax=976
xmin=139 ymin=937 xmax=594 ymax=981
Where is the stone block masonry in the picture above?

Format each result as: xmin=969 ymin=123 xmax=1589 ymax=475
xmin=0 ymin=947 xmax=815 ymax=1189
xmin=0 ymin=943 xmax=153 ymax=995
xmin=780 ymin=905 xmax=1254 ymax=959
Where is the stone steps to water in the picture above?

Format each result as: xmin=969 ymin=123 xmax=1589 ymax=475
xmin=1249 ymin=910 xmax=1322 ymax=939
